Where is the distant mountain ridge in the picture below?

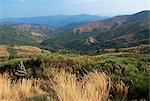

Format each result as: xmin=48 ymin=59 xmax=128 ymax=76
xmin=41 ymin=10 xmax=150 ymax=52
xmin=73 ymin=10 xmax=149 ymax=33
xmin=0 ymin=11 xmax=149 ymax=52
xmin=73 ymin=15 xmax=129 ymax=33
xmin=1 ymin=14 xmax=107 ymax=29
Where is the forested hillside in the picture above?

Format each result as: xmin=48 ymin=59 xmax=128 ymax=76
xmin=41 ymin=11 xmax=150 ymax=52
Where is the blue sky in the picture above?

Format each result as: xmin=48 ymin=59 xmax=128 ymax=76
xmin=0 ymin=0 xmax=149 ymax=18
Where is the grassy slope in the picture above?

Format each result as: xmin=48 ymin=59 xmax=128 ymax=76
xmin=0 ymin=45 xmax=149 ymax=100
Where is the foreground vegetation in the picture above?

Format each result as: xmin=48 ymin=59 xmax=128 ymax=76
xmin=0 ymin=71 xmax=129 ymax=101
xmin=0 ymin=74 xmax=45 ymax=101
xmin=0 ymin=44 xmax=149 ymax=100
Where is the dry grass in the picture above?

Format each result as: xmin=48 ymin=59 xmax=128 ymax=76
xmin=48 ymin=71 xmax=112 ymax=101
xmin=0 ymin=45 xmax=9 ymax=57
xmin=0 ymin=71 xmax=128 ymax=101
xmin=0 ymin=74 xmax=44 ymax=101
xmin=14 ymin=45 xmax=41 ymax=52
xmin=14 ymin=45 xmax=41 ymax=56
xmin=113 ymin=81 xmax=128 ymax=101
xmin=0 ymin=45 xmax=42 ymax=58
xmin=105 ymin=44 xmax=150 ymax=53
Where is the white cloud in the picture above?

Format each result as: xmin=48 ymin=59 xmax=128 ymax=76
xmin=21 ymin=0 xmax=25 ymax=2
xmin=68 ymin=0 xmax=100 ymax=5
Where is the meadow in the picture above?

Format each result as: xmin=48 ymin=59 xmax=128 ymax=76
xmin=0 ymin=45 xmax=149 ymax=101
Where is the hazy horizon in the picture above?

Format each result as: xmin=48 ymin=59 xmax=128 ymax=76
xmin=0 ymin=0 xmax=150 ymax=19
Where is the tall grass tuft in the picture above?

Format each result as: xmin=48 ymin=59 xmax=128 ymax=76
xmin=113 ymin=81 xmax=128 ymax=101
xmin=0 ymin=74 xmax=44 ymax=101
xmin=0 ymin=71 xmax=128 ymax=101
xmin=48 ymin=71 xmax=112 ymax=101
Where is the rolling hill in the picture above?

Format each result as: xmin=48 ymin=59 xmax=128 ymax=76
xmin=1 ymin=14 xmax=107 ymax=29
xmin=98 ymin=10 xmax=150 ymax=45
xmin=0 ymin=24 xmax=57 ymax=44
xmin=0 ymin=11 xmax=149 ymax=52
xmin=41 ymin=11 xmax=150 ymax=52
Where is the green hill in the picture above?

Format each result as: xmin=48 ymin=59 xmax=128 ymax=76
xmin=41 ymin=11 xmax=150 ymax=52
xmin=0 ymin=24 xmax=56 ymax=45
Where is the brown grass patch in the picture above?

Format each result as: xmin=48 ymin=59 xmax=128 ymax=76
xmin=0 ymin=45 xmax=9 ymax=57
xmin=13 ymin=45 xmax=41 ymax=56
xmin=47 ymin=71 xmax=128 ymax=101
xmin=0 ymin=74 xmax=45 ymax=101
xmin=105 ymin=44 xmax=150 ymax=53
xmin=0 ymin=70 xmax=128 ymax=101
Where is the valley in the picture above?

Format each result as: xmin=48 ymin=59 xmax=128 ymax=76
xmin=0 ymin=10 xmax=150 ymax=101
xmin=1 ymin=11 xmax=149 ymax=53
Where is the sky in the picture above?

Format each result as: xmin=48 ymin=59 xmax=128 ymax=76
xmin=0 ymin=0 xmax=150 ymax=18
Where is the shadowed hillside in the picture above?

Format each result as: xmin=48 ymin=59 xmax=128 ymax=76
xmin=41 ymin=11 xmax=150 ymax=52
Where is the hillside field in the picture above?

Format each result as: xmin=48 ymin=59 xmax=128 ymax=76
xmin=0 ymin=44 xmax=149 ymax=101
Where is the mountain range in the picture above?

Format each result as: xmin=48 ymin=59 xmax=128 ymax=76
xmin=1 ymin=14 xmax=106 ymax=29
xmin=41 ymin=11 xmax=150 ymax=52
xmin=0 ymin=11 xmax=149 ymax=52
